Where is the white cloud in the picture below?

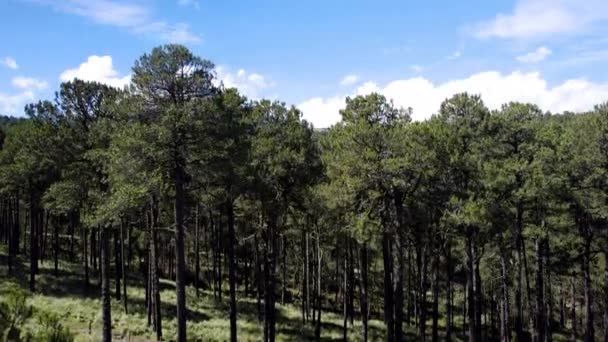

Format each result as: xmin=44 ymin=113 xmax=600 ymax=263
xmin=60 ymin=55 xmax=131 ymax=88
xmin=12 ymin=77 xmax=48 ymax=90
xmin=298 ymin=96 xmax=346 ymax=129
xmin=473 ymin=0 xmax=608 ymax=39
xmin=0 ymin=74 xmax=49 ymax=114
xmin=0 ymin=91 xmax=35 ymax=115
xmin=340 ymin=74 xmax=360 ymax=86
xmin=31 ymin=0 xmax=200 ymax=44
xmin=517 ymin=46 xmax=552 ymax=63
xmin=215 ymin=67 xmax=273 ymax=99
xmin=1 ymin=57 xmax=18 ymax=70
xmin=298 ymin=71 xmax=608 ymax=127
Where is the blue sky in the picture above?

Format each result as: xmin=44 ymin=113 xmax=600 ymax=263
xmin=2 ymin=0 xmax=608 ymax=127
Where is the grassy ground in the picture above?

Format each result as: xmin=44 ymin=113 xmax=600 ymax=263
xmin=0 ymin=250 xmax=580 ymax=341
xmin=0 ymin=251 xmax=393 ymax=341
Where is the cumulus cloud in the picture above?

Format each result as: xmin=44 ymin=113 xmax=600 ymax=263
xmin=473 ymin=0 xmax=608 ymax=39
xmin=60 ymin=55 xmax=131 ymax=88
xmin=0 ymin=76 xmax=48 ymax=114
xmin=340 ymin=74 xmax=360 ymax=86
xmin=0 ymin=91 xmax=35 ymax=115
xmin=215 ymin=67 xmax=273 ymax=99
xmin=30 ymin=0 xmax=200 ymax=44
xmin=517 ymin=46 xmax=552 ymax=63
xmin=12 ymin=77 xmax=48 ymax=90
xmin=1 ymin=57 xmax=18 ymax=70
xmin=298 ymin=71 xmax=608 ymax=127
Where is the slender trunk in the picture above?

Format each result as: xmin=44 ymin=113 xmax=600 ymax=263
xmin=150 ymin=199 xmax=162 ymax=341
xmin=583 ymin=234 xmax=594 ymax=342
xmin=54 ymin=215 xmax=59 ymax=277
xmin=394 ymin=235 xmax=405 ymax=342
xmin=536 ymin=239 xmax=546 ymax=342
xmin=432 ymin=254 xmax=439 ymax=342
xmin=174 ymin=166 xmax=187 ymax=342
xmin=359 ymin=243 xmax=369 ymax=342
xmin=499 ymin=235 xmax=511 ymax=342
xmin=264 ymin=214 xmax=277 ymax=342
xmin=446 ymin=245 xmax=453 ymax=341
xmin=383 ymin=231 xmax=395 ymax=342
xmin=306 ymin=229 xmax=311 ymax=321
xmin=83 ymin=225 xmax=89 ymax=288
xmin=560 ymin=287 xmax=565 ymax=329
xmin=121 ymin=219 xmax=128 ymax=314
xmin=101 ymin=227 xmax=112 ymax=342
xmin=474 ymin=254 xmax=482 ymax=342
xmin=29 ymin=186 xmax=37 ymax=292
xmin=282 ymin=234 xmax=287 ymax=305
xmin=343 ymin=245 xmax=348 ymax=342
xmin=115 ymin=228 xmax=121 ymax=301
xmin=571 ymin=272 xmax=577 ymax=341
xmin=604 ymin=242 xmax=608 ymax=342
xmin=419 ymin=245 xmax=428 ymax=342
xmin=255 ymin=233 xmax=263 ymax=322
xmin=195 ymin=204 xmax=200 ymax=298
xmin=315 ymin=231 xmax=322 ymax=341
xmin=516 ymin=234 xmax=524 ymax=341
xmin=467 ymin=230 xmax=476 ymax=342
xmin=546 ymin=240 xmax=553 ymax=342
xmin=227 ymin=202 xmax=238 ymax=342
xmin=348 ymin=240 xmax=355 ymax=325
xmin=301 ymin=228 xmax=307 ymax=325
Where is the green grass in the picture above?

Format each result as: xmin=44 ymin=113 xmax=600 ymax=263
xmin=0 ymin=252 xmax=391 ymax=341
xmin=1 ymin=251 xmax=584 ymax=341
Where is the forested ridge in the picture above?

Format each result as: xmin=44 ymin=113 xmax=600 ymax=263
xmin=1 ymin=44 xmax=608 ymax=342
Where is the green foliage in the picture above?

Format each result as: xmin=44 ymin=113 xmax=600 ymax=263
xmin=0 ymin=283 xmax=32 ymax=341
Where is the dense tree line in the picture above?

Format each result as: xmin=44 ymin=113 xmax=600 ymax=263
xmin=1 ymin=44 xmax=608 ymax=341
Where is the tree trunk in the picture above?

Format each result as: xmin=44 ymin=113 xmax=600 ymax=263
xmin=446 ymin=244 xmax=453 ymax=341
xmin=306 ymin=229 xmax=311 ymax=321
xmin=227 ymin=202 xmax=238 ymax=342
xmin=115 ymin=228 xmax=121 ymax=301
xmin=536 ymin=239 xmax=546 ymax=342
xmin=150 ymin=199 xmax=162 ymax=341
xmin=604 ymin=243 xmax=608 ymax=342
xmin=571 ymin=272 xmax=577 ymax=341
xmin=264 ymin=215 xmax=277 ymax=342
xmin=315 ymin=231 xmax=322 ymax=341
xmin=255 ymin=233 xmax=263 ymax=322
xmin=467 ymin=230 xmax=476 ymax=342
xmin=343 ymin=246 xmax=348 ymax=342
xmin=282 ymin=234 xmax=287 ymax=305
xmin=419 ymin=245 xmax=428 ymax=342
xmin=383 ymin=231 xmax=395 ymax=342
xmin=54 ymin=215 xmax=59 ymax=277
xmin=499 ymin=234 xmax=511 ymax=342
xmin=474 ymin=254 xmax=482 ymax=342
xmin=432 ymin=254 xmax=439 ymax=342
xmin=583 ymin=234 xmax=594 ymax=342
xmin=195 ymin=204 xmax=200 ymax=298
xmin=120 ymin=219 xmax=128 ymax=314
xmin=359 ymin=243 xmax=369 ymax=342
xmin=174 ymin=166 xmax=187 ymax=342
xmin=29 ymin=186 xmax=38 ymax=292
xmin=394 ymin=235 xmax=405 ymax=342
xmin=301 ymin=228 xmax=307 ymax=325
xmin=101 ymin=227 xmax=112 ymax=342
